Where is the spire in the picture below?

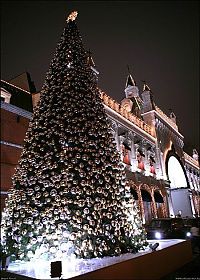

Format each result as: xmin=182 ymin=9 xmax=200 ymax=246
xmin=124 ymin=67 xmax=139 ymax=99
xmin=87 ymin=49 xmax=95 ymax=67
xmin=141 ymin=81 xmax=155 ymax=112
xmin=192 ymin=149 xmax=199 ymax=161
xmin=122 ymin=67 xmax=143 ymax=116
xmin=142 ymin=81 xmax=151 ymax=92
xmin=125 ymin=65 xmax=136 ymax=87
xmin=169 ymin=108 xmax=177 ymax=124
xmin=87 ymin=49 xmax=99 ymax=78
xmin=125 ymin=74 xmax=136 ymax=87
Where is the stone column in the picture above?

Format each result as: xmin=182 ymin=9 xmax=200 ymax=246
xmin=154 ymin=118 xmax=165 ymax=179
xmin=118 ymin=127 xmax=124 ymax=161
xmin=155 ymin=142 xmax=164 ymax=179
xmin=189 ymin=192 xmax=195 ymax=217
xmin=138 ymin=186 xmax=145 ymax=224
xmin=110 ymin=120 xmax=120 ymax=152
xmin=151 ymin=188 xmax=158 ymax=218
xmin=142 ymin=140 xmax=149 ymax=175
xmin=128 ymin=132 xmax=138 ymax=172
xmin=166 ymin=188 xmax=175 ymax=217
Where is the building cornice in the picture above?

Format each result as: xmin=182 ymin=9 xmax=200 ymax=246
xmin=0 ymin=141 xmax=23 ymax=149
xmin=1 ymin=101 xmax=33 ymax=119
xmin=105 ymin=105 xmax=155 ymax=144
xmin=142 ymin=109 xmax=184 ymax=140
xmin=1 ymin=79 xmax=31 ymax=94
xmin=100 ymin=90 xmax=155 ymax=139
xmin=183 ymin=152 xmax=199 ymax=169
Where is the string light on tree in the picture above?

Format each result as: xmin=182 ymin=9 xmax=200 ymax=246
xmin=1 ymin=11 xmax=147 ymax=263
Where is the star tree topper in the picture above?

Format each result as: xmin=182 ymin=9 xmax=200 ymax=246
xmin=67 ymin=11 xmax=78 ymax=22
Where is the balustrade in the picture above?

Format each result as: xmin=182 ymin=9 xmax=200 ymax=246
xmin=100 ymin=90 xmax=155 ymax=138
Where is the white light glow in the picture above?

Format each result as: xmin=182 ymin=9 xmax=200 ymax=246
xmin=186 ymin=232 xmax=191 ymax=237
xmin=155 ymin=232 xmax=162 ymax=239
xmin=7 ymin=240 xmax=185 ymax=280
xmin=168 ymin=156 xmax=188 ymax=189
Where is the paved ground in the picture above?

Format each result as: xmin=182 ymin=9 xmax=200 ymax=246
xmin=1 ymin=253 xmax=200 ymax=279
xmin=1 ymin=270 xmax=35 ymax=279
xmin=160 ymin=252 xmax=200 ymax=280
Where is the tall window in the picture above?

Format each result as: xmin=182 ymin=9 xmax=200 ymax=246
xmin=149 ymin=156 xmax=156 ymax=175
xmin=167 ymin=156 xmax=187 ymax=189
xmin=121 ymin=144 xmax=131 ymax=165
xmin=137 ymin=149 xmax=145 ymax=170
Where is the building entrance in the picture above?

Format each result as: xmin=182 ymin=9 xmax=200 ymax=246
xmin=167 ymin=155 xmax=193 ymax=217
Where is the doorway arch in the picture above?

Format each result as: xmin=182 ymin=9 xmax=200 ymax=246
xmin=166 ymin=152 xmax=192 ymax=217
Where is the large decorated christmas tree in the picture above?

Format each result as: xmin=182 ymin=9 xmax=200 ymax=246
xmin=1 ymin=11 xmax=147 ymax=262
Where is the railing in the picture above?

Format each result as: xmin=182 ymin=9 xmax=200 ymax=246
xmin=183 ymin=152 xmax=199 ymax=168
xmin=100 ymin=90 xmax=155 ymax=138
xmin=155 ymin=105 xmax=178 ymax=131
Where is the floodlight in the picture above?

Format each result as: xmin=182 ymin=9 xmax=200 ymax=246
xmin=51 ymin=261 xmax=62 ymax=278
xmin=149 ymin=242 xmax=159 ymax=251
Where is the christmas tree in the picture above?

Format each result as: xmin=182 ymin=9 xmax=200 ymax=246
xmin=1 ymin=11 xmax=147 ymax=262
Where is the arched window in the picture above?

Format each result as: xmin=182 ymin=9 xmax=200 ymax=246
xmin=167 ymin=156 xmax=187 ymax=189
xmin=154 ymin=191 xmax=164 ymax=218
xmin=149 ymin=156 xmax=156 ymax=174
xmin=130 ymin=188 xmax=138 ymax=200
xmin=137 ymin=149 xmax=145 ymax=170
xmin=141 ymin=189 xmax=152 ymax=223
xmin=121 ymin=142 xmax=131 ymax=165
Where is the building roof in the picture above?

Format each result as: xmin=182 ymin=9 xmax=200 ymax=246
xmin=1 ymin=79 xmax=33 ymax=112
xmin=125 ymin=74 xmax=136 ymax=88
xmin=8 ymin=72 xmax=36 ymax=93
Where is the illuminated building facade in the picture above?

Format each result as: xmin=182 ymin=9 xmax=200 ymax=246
xmin=100 ymin=72 xmax=199 ymax=223
xmin=1 ymin=71 xmax=199 ymax=223
xmin=0 ymin=74 xmax=35 ymax=212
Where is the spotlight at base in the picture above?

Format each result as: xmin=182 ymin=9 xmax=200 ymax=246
xmin=149 ymin=242 xmax=159 ymax=251
xmin=155 ymin=232 xmax=162 ymax=239
xmin=186 ymin=232 xmax=191 ymax=237
xmin=51 ymin=261 xmax=62 ymax=278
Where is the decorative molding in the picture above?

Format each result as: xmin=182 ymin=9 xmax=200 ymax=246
xmin=155 ymin=105 xmax=178 ymax=131
xmin=1 ymin=79 xmax=31 ymax=94
xmin=184 ymin=152 xmax=199 ymax=168
xmin=100 ymin=90 xmax=155 ymax=138
xmin=0 ymin=191 xmax=8 ymax=195
xmin=1 ymin=101 xmax=33 ymax=119
xmin=0 ymin=140 xmax=23 ymax=149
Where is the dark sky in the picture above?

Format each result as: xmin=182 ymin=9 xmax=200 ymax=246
xmin=1 ymin=1 xmax=199 ymax=154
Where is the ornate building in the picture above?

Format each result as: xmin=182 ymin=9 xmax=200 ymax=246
xmin=1 ymin=69 xmax=199 ymax=223
xmin=100 ymin=71 xmax=199 ymax=223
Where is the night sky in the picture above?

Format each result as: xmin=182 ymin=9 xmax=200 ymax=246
xmin=1 ymin=1 xmax=199 ymax=155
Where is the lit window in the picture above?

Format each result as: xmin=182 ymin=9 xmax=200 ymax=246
xmin=168 ymin=156 xmax=187 ymax=189
xmin=121 ymin=144 xmax=131 ymax=165
xmin=137 ymin=150 xmax=145 ymax=170
xmin=1 ymin=88 xmax=11 ymax=103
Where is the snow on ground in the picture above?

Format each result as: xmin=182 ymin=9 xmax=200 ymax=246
xmin=7 ymin=240 xmax=185 ymax=279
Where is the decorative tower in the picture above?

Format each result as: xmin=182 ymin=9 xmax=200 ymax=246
xmin=169 ymin=109 xmax=177 ymax=124
xmin=141 ymin=81 xmax=155 ymax=113
xmin=192 ymin=149 xmax=199 ymax=161
xmin=87 ymin=49 xmax=99 ymax=82
xmin=1 ymin=11 xmax=147 ymax=262
xmin=121 ymin=71 xmax=143 ymax=117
